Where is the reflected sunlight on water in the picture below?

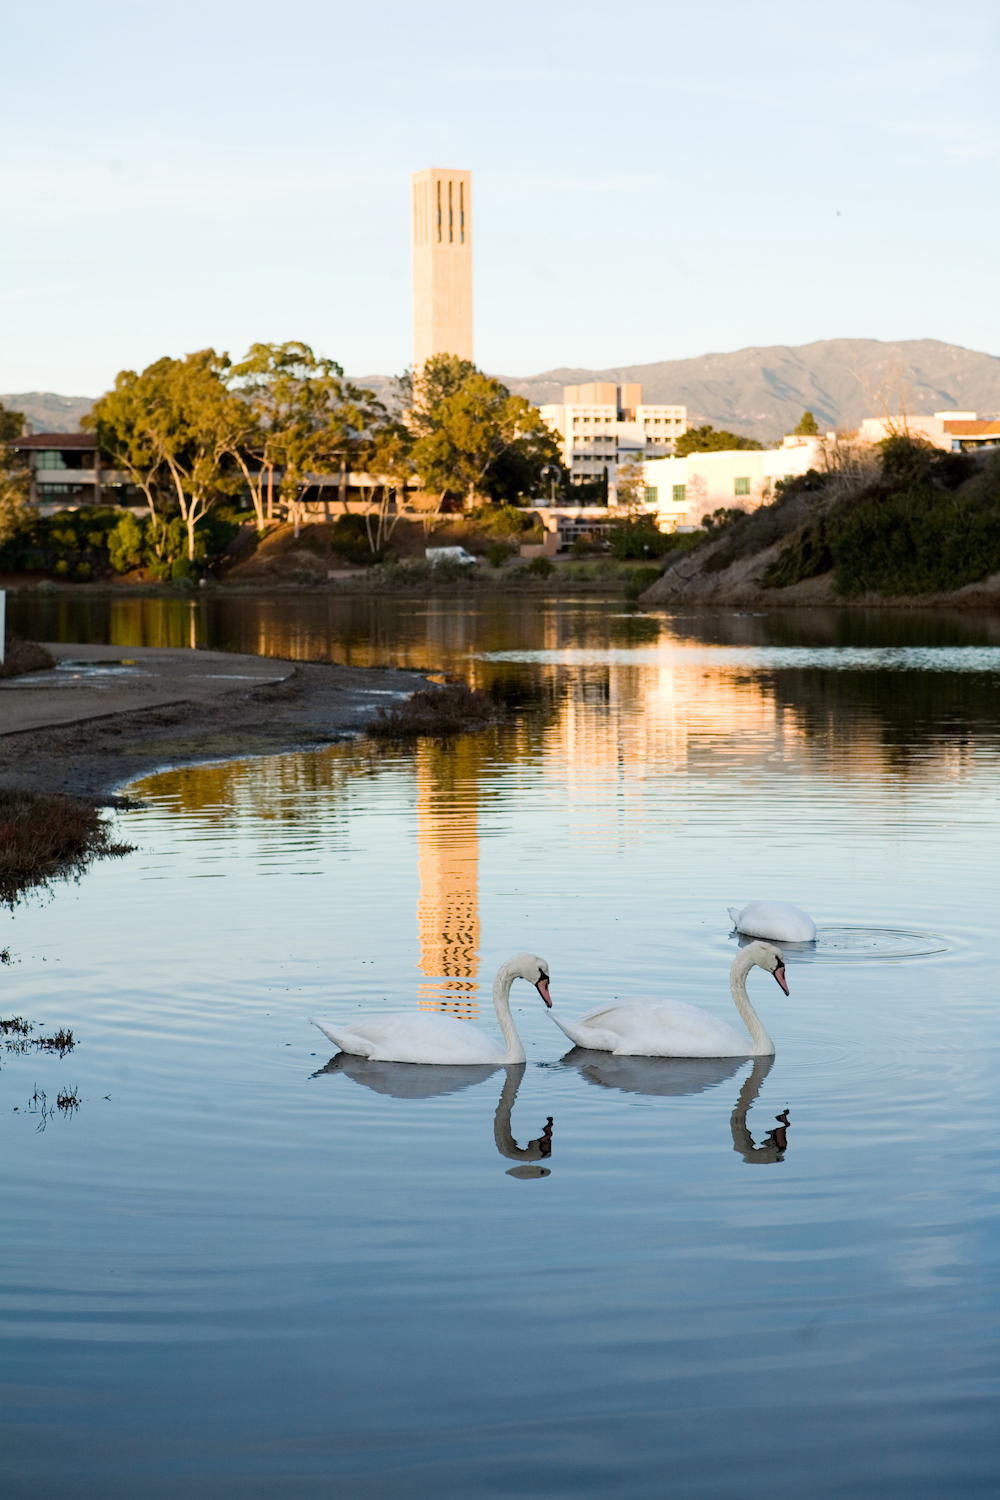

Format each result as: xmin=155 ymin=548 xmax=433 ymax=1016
xmin=2 ymin=594 xmax=999 ymax=1498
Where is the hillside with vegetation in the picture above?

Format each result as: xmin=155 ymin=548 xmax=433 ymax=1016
xmin=641 ymin=437 xmax=1000 ymax=608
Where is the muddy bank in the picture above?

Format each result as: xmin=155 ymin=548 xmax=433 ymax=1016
xmin=0 ymin=650 xmax=429 ymax=800
xmin=640 ymin=538 xmax=1000 ymax=611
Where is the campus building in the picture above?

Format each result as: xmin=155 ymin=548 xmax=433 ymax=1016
xmin=9 ymin=432 xmax=137 ymax=512
xmin=411 ymin=167 xmax=473 ymax=372
xmin=539 ymin=384 xmax=688 ymax=490
xmin=643 ymin=433 xmax=831 ymax=530
xmin=859 ymin=412 xmax=1000 ymax=450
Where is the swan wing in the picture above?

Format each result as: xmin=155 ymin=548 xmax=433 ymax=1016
xmin=569 ymin=1000 xmax=750 ymax=1058
xmin=313 ymin=1011 xmax=505 ymax=1065
xmin=732 ymin=900 xmax=816 ymax=942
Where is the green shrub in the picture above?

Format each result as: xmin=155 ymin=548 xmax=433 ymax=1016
xmin=762 ymin=519 xmax=834 ymax=589
xmin=487 ymin=543 xmax=510 ymax=568
xmin=526 ymin=555 xmax=555 ymax=577
xmin=763 ymin=441 xmax=998 ymax=597
xmin=170 ymin=556 xmax=194 ymax=581
xmin=108 ymin=513 xmax=145 ymax=573
xmin=624 ymin=566 xmax=661 ymax=600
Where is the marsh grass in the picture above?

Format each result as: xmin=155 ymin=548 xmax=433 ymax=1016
xmin=0 ymin=791 xmax=134 ymax=907
xmin=369 ymin=681 xmax=503 ymax=741
xmin=1 ymin=1017 xmax=76 ymax=1056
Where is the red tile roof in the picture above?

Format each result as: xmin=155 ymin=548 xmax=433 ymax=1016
xmin=942 ymin=420 xmax=1000 ymax=435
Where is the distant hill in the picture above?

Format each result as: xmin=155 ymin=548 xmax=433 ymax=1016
xmin=9 ymin=338 xmax=1000 ymax=443
xmin=496 ymin=338 xmax=1000 ymax=442
xmin=0 ymin=392 xmax=94 ymax=434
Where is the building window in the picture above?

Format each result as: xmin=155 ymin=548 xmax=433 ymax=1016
xmin=645 ymin=487 xmax=658 ymax=504
xmin=460 ymin=181 xmax=465 ymax=243
xmin=672 ymin=484 xmax=686 ymax=504
xmin=448 ymin=180 xmax=453 ymax=243
xmin=734 ymin=477 xmax=751 ymax=496
xmin=436 ymin=180 xmax=442 ymax=242
xmin=34 ymin=451 xmax=68 ymax=470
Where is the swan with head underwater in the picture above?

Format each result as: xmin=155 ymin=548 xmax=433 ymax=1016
xmin=548 ymin=942 xmax=788 ymax=1057
xmin=309 ymin=953 xmax=551 ymax=1064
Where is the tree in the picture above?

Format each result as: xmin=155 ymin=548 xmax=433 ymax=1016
xmin=356 ymin=426 xmax=414 ymax=553
xmin=407 ymin=355 xmax=560 ymax=525
xmin=227 ymin=342 xmax=383 ymax=537
xmin=614 ymin=459 xmax=648 ymax=515
xmin=153 ymin=351 xmax=242 ymax=561
xmin=793 ymin=410 xmax=819 ymax=436
xmin=674 ymin=424 xmax=764 ymax=457
xmin=84 ymin=371 xmax=167 ymax=524
xmin=0 ymin=401 xmax=29 ymax=548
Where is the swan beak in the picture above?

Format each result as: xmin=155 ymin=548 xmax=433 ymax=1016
xmin=773 ymin=964 xmax=789 ymax=995
xmin=535 ymin=977 xmax=552 ymax=1008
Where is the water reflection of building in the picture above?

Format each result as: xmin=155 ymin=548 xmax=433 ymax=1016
xmin=415 ymin=738 xmax=484 ymax=1018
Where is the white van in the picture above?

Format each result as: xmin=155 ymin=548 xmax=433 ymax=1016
xmin=425 ymin=547 xmax=478 ymax=567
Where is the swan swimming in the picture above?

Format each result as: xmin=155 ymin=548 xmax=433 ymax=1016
xmin=309 ymin=953 xmax=551 ymax=1065
xmin=728 ymin=900 xmax=816 ymax=943
xmin=547 ymin=942 xmax=787 ymax=1057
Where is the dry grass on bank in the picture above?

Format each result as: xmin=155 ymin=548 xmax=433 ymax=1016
xmin=0 ymin=791 xmax=134 ymax=906
xmin=368 ymin=682 xmax=503 ymax=740
xmin=0 ymin=637 xmax=55 ymax=679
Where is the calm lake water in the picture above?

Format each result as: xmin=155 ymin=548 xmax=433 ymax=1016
xmin=3 ymin=594 xmax=999 ymax=1497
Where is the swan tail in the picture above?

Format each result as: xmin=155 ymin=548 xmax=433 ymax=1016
xmin=549 ymin=1011 xmax=615 ymax=1052
xmin=308 ymin=1018 xmax=373 ymax=1058
xmin=727 ymin=906 xmax=742 ymax=927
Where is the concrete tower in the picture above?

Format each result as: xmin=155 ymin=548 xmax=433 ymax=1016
xmin=411 ymin=167 xmax=473 ymax=372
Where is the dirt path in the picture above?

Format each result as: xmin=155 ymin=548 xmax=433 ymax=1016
xmin=0 ymin=646 xmax=428 ymax=800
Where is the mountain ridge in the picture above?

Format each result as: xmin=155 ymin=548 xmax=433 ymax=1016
xmin=7 ymin=338 xmax=1000 ymax=441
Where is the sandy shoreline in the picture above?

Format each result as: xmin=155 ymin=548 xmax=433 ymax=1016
xmin=0 ymin=646 xmax=429 ymax=800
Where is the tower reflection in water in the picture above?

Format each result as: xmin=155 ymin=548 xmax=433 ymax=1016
xmin=415 ymin=737 xmax=484 ymax=1021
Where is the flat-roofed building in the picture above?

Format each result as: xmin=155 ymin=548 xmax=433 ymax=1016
xmin=540 ymin=383 xmax=688 ymax=491
xmin=644 ymin=434 xmax=831 ymax=530
xmin=412 ymin=167 xmax=473 ymax=372
xmin=9 ymin=432 xmax=140 ymax=512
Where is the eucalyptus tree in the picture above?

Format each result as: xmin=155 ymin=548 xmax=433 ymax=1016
xmin=87 ymin=351 xmax=240 ymax=561
xmin=84 ymin=371 xmax=167 ymax=523
xmin=227 ymin=342 xmax=383 ymax=536
xmin=407 ymin=355 xmax=560 ymax=523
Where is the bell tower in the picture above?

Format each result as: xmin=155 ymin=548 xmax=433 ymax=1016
xmin=411 ymin=167 xmax=473 ymax=372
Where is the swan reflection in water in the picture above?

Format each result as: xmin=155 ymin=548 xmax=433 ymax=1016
xmin=555 ymin=1051 xmax=790 ymax=1164
xmin=313 ymin=1056 xmax=553 ymax=1178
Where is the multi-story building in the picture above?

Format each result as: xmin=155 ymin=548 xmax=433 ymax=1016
xmin=539 ymin=383 xmax=688 ymax=490
xmin=411 ymin=166 xmax=473 ymax=372
xmin=9 ymin=432 xmax=139 ymax=512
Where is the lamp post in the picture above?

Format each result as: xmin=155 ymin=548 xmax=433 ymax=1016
xmin=539 ymin=464 xmax=559 ymax=507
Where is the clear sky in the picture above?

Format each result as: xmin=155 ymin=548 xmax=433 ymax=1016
xmin=3 ymin=0 xmax=998 ymax=395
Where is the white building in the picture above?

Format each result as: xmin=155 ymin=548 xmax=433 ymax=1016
xmin=540 ymin=383 xmax=688 ymax=491
xmin=643 ymin=434 xmax=831 ymax=530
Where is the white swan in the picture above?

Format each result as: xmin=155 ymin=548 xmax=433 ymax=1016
xmin=309 ymin=953 xmax=551 ymax=1065
xmin=547 ymin=942 xmax=787 ymax=1057
xmin=728 ymin=900 xmax=816 ymax=943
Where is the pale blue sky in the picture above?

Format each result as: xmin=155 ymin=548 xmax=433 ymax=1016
xmin=3 ymin=0 xmax=998 ymax=394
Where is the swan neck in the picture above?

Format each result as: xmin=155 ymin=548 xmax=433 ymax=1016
xmin=731 ymin=952 xmax=775 ymax=1056
xmin=493 ymin=962 xmax=527 ymax=1064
